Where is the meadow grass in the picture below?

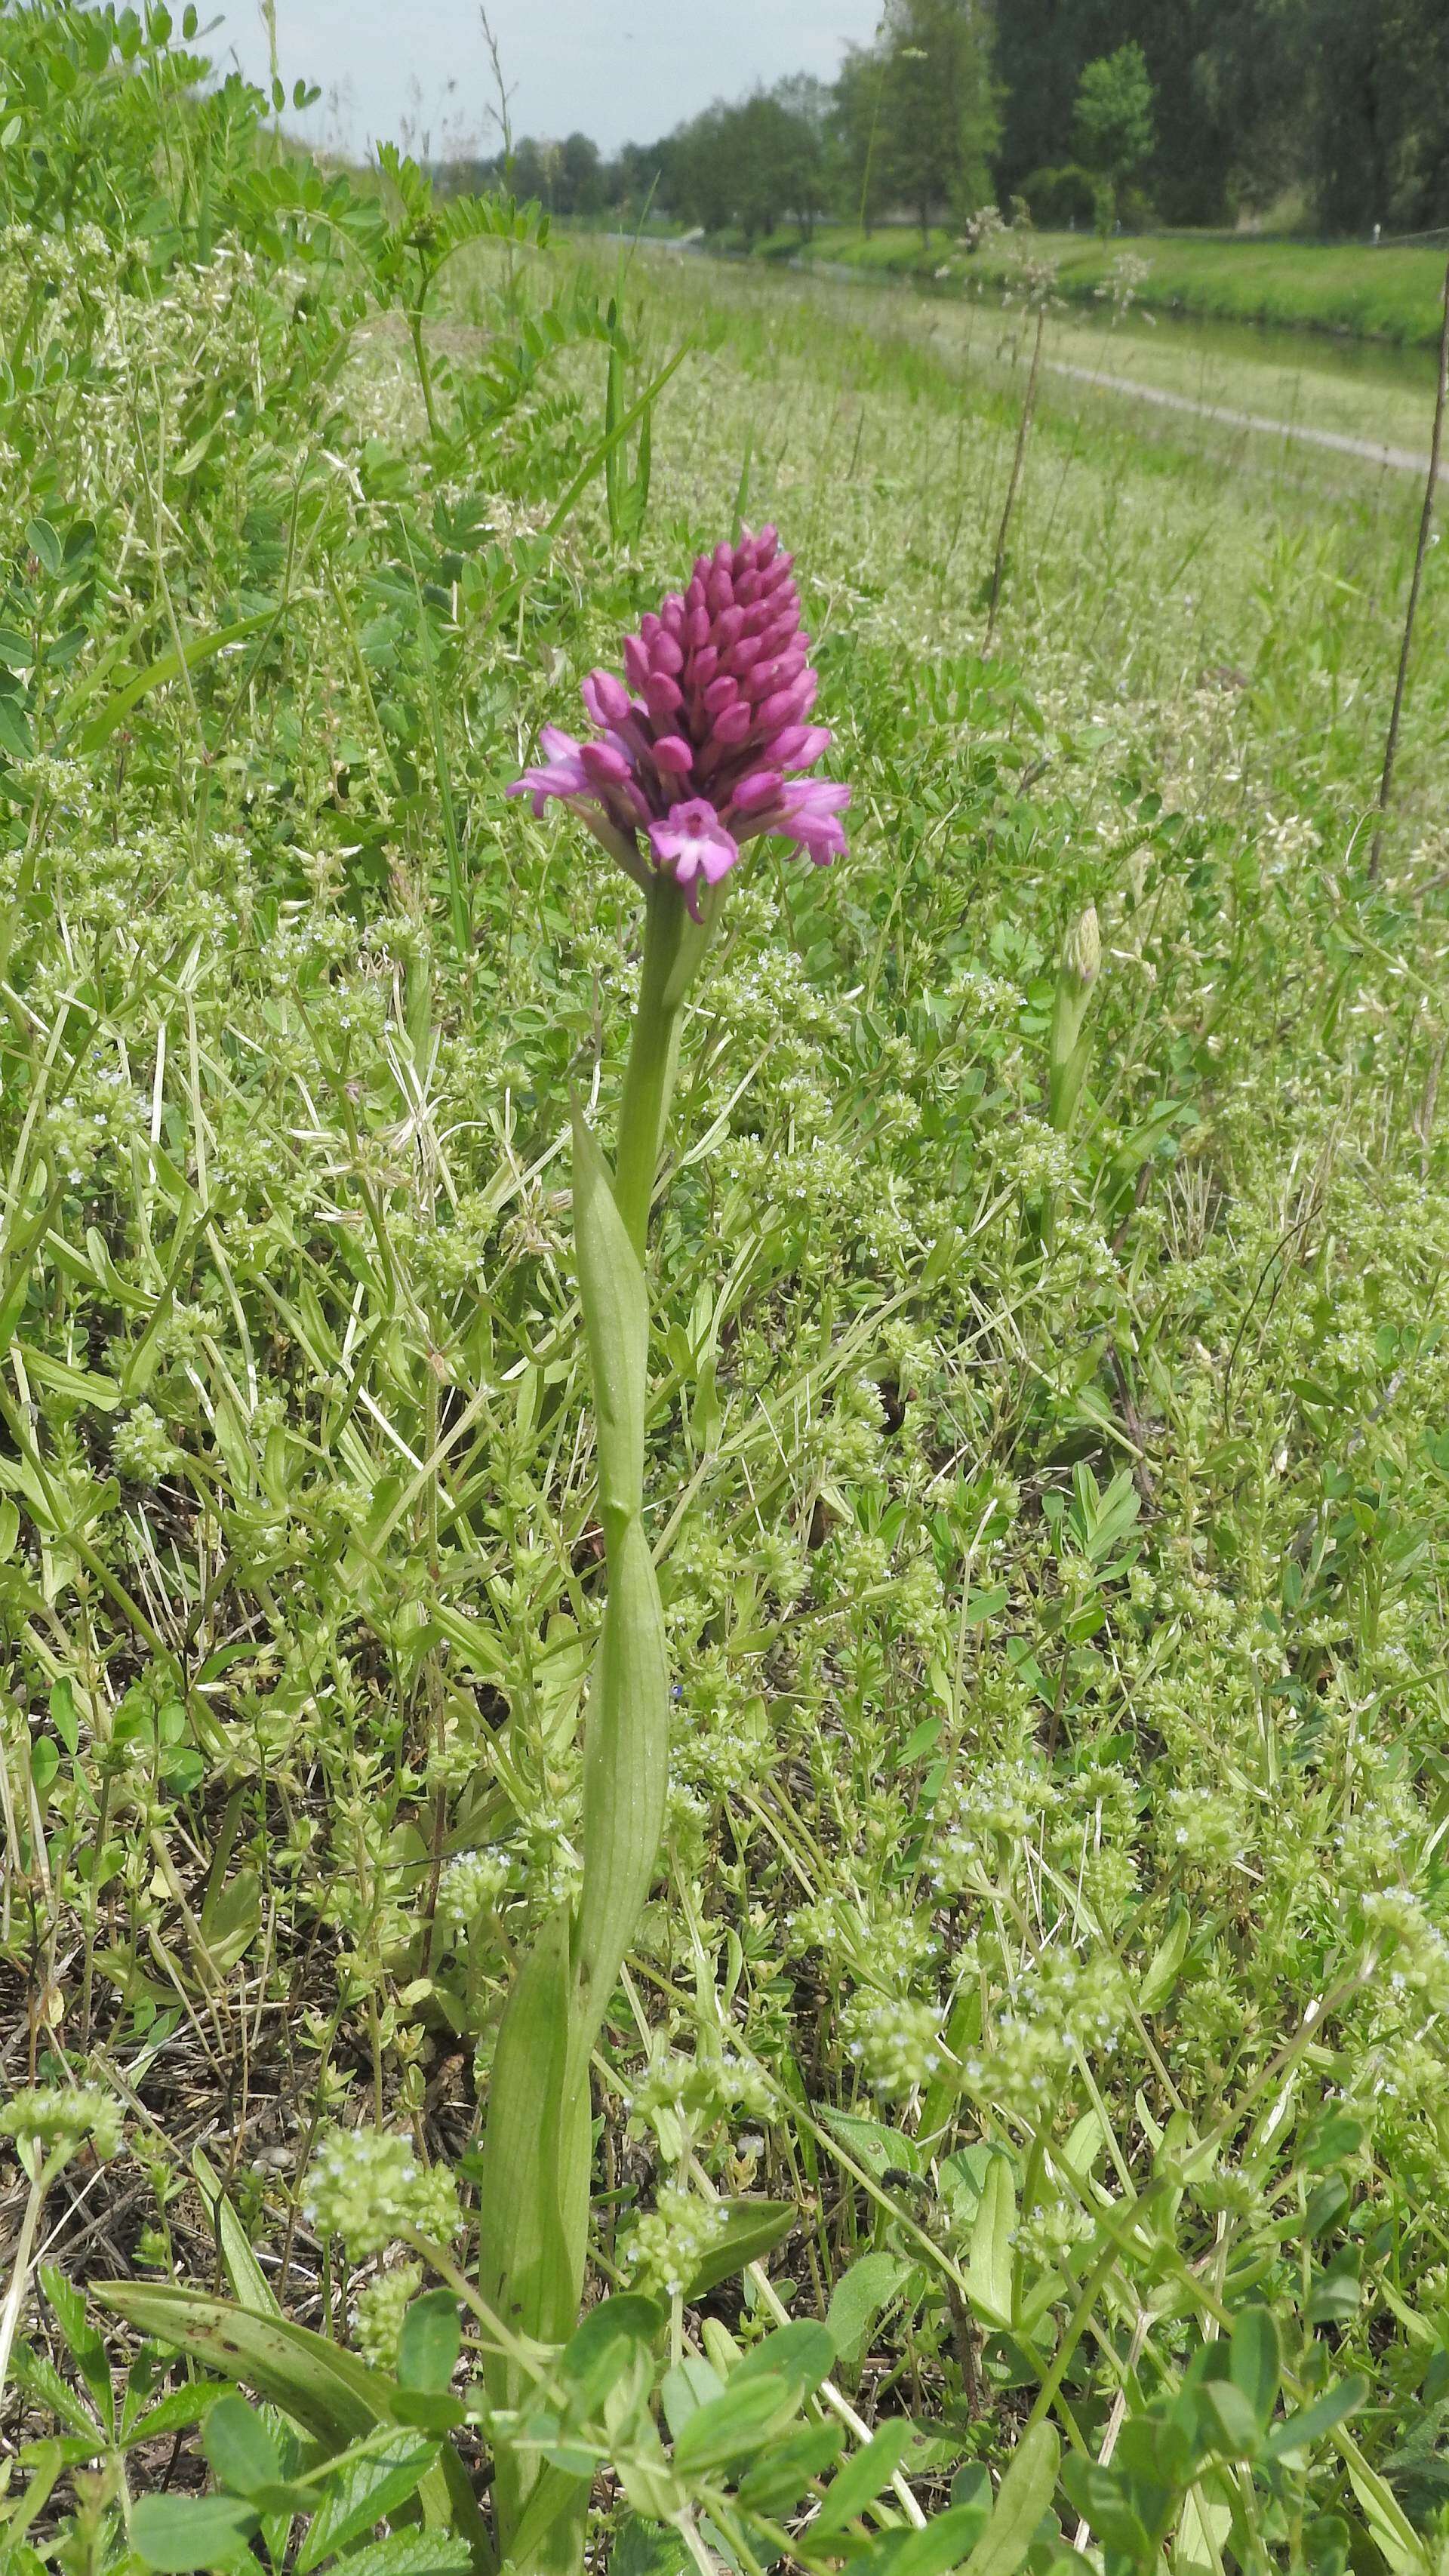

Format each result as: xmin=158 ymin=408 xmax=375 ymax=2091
xmin=745 ymin=221 xmax=1449 ymax=349
xmin=5 ymin=73 xmax=1449 ymax=2576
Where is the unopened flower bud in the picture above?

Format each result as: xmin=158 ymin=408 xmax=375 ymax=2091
xmin=1063 ymin=902 xmax=1100 ymax=992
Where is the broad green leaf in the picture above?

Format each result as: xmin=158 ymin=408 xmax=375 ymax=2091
xmin=733 ymin=2320 xmax=835 ymax=2408
xmin=814 ymin=2105 xmax=921 ymax=2179
xmin=1265 ymin=2375 xmax=1369 ymax=2462
xmin=571 ymin=1514 xmax=668 ymax=2085
xmin=682 ymin=2198 xmax=796 ymax=2300
xmin=130 ymin=2493 xmax=259 ymax=2571
xmin=38 ymin=2267 xmax=112 ymax=2415
xmin=203 ymin=2393 xmax=281 ymax=2496
xmin=295 ymin=2427 xmax=438 ymax=2572
xmin=326 ymin=2537 xmax=472 ymax=2576
xmin=0 ymin=690 xmax=32 ymax=759
xmin=965 ymin=2153 xmax=1016 ymax=2327
xmin=737 ymin=2420 xmax=844 ymax=2514
xmin=1341 ymin=2450 xmax=1426 ymax=2576
xmin=25 ymin=519 xmax=62 ymax=577
xmin=95 ymin=2283 xmax=488 ymax=2570
xmin=961 ymin=2424 xmax=1060 ymax=2576
xmin=474 ymin=1908 xmax=589 ymax=2562
xmin=571 ymin=1103 xmax=647 ymax=1524
xmin=397 ymin=2292 xmax=460 ymax=2397
xmin=813 ymin=2418 xmax=915 ymax=2534
xmin=94 ymin=2285 xmax=384 ymax=2447
xmin=555 ymin=2294 xmax=660 ymax=2422
xmin=611 ymin=2516 xmax=691 ymax=2576
xmin=1139 ymin=1910 xmax=1191 ymax=2010
xmin=826 ymin=2251 xmax=913 ymax=2374
xmin=196 ymin=1870 xmax=262 ymax=1974
xmin=661 ymin=2356 xmax=725 ymax=2439
xmin=1229 ymin=2307 xmax=1280 ymax=2430
xmin=672 ymin=2372 xmax=797 ymax=2473
xmin=498 ymin=2462 xmax=590 ymax=2574
xmin=1200 ymin=2380 xmax=1263 ymax=2458
xmin=871 ymin=2500 xmax=992 ymax=2576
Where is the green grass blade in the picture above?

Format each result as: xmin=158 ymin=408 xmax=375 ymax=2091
xmin=69 ymin=611 xmax=274 ymax=751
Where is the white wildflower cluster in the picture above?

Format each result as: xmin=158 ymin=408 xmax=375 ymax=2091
xmin=754 ymin=1527 xmax=809 ymax=1606
xmin=669 ymin=1667 xmax=771 ymax=1796
xmin=1014 ymin=2196 xmax=1096 ymax=2270
xmin=352 ymin=2261 xmax=423 ymax=2369
xmin=932 ymin=1756 xmax=1058 ymax=1893
xmin=1161 ymin=1783 xmax=1251 ymax=1873
xmin=0 ymin=2085 xmax=124 ymax=2161
xmin=841 ymin=1991 xmax=945 ymax=2098
xmin=1004 ymin=1116 xmax=1073 ymax=1196
xmin=629 ymin=2046 xmax=771 ymax=2134
xmin=623 ymin=2184 xmax=728 ymax=2301
xmin=790 ymin=1891 xmax=937 ymax=1987
xmin=112 ymin=1405 xmax=182 ymax=1486
xmin=437 ymin=1846 xmax=514 ymax=1922
xmin=946 ymin=962 xmax=1021 ymax=1023
xmin=964 ymin=1950 xmax=1128 ymax=2122
xmin=1361 ymin=1891 xmax=1449 ymax=2014
xmin=304 ymin=2127 xmax=460 ymax=2261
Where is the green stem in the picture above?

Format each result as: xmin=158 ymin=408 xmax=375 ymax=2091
xmin=408 ymin=288 xmax=439 ymax=440
xmin=0 ymin=2145 xmax=66 ymax=2407
xmin=611 ymin=879 xmax=710 ymax=1260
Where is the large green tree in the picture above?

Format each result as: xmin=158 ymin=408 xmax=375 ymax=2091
xmin=876 ymin=0 xmax=1000 ymax=245
xmin=1310 ymin=0 xmax=1449 ymax=233
xmin=1073 ymin=39 xmax=1155 ymax=220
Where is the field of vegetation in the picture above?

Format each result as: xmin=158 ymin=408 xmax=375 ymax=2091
xmin=6 ymin=11 xmax=1449 ymax=2576
xmin=739 ymin=228 xmax=1449 ymax=352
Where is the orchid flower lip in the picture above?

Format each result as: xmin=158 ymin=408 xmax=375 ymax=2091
xmin=509 ymin=525 xmax=850 ymax=899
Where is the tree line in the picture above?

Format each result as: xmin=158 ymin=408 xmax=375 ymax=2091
xmin=441 ymin=0 xmax=1449 ymax=243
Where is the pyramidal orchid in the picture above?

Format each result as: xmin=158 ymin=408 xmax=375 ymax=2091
xmin=508 ymin=524 xmax=849 ymax=919
xmin=481 ymin=533 xmax=849 ymax=2576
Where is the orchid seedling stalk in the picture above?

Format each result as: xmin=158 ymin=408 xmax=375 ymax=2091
xmin=479 ymin=529 xmax=848 ymax=2574
xmin=1048 ymin=900 xmax=1101 ymax=1136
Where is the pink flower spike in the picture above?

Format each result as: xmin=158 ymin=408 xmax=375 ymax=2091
xmin=510 ymin=524 xmax=846 ymax=900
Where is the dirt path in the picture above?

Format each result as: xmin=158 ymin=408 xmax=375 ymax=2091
xmin=1045 ymin=358 xmax=1439 ymax=479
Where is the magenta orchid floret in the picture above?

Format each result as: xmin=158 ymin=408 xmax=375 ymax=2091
xmin=508 ymin=526 xmax=849 ymax=916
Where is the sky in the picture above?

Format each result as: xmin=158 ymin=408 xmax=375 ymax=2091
xmin=218 ymin=1 xmax=887 ymax=161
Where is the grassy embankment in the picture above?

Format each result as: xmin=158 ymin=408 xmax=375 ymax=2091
xmin=736 ymin=220 xmax=1449 ymax=346
xmin=7 ymin=90 xmax=1449 ymax=2574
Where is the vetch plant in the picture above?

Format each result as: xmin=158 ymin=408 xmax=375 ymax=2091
xmin=483 ymin=526 xmax=848 ymax=2574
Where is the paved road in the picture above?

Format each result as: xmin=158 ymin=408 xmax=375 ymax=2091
xmin=1045 ymin=358 xmax=1438 ymax=479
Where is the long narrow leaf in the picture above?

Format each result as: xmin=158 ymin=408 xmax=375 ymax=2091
xmin=192 ymin=2147 xmax=280 ymax=2317
xmin=72 ymin=612 xmax=274 ymax=751
xmin=92 ymin=2286 xmax=385 ymax=2446
xmin=475 ymin=1907 xmax=589 ymax=2557
xmin=571 ymin=1517 xmax=668 ymax=2087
